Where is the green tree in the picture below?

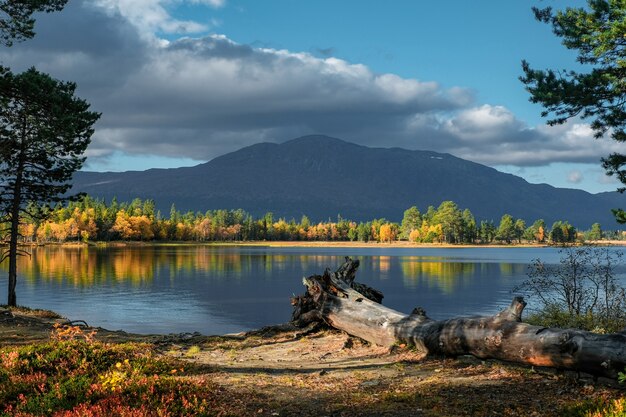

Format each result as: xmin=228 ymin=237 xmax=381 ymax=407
xmin=0 ymin=0 xmax=67 ymax=46
xmin=479 ymin=220 xmax=496 ymax=243
xmin=588 ymin=222 xmax=603 ymax=240
xmin=550 ymin=221 xmax=565 ymax=243
xmin=514 ymin=219 xmax=526 ymax=244
xmin=400 ymin=206 xmax=421 ymax=240
xmin=142 ymin=199 xmax=155 ymax=220
xmin=461 ymin=208 xmax=477 ymax=243
xmin=0 ymin=67 xmax=99 ymax=305
xmin=128 ymin=198 xmax=143 ymax=216
xmin=496 ymin=214 xmax=516 ymax=244
xmin=169 ymin=204 xmax=179 ymax=223
xmin=357 ymin=222 xmax=371 ymax=242
xmin=347 ymin=226 xmax=358 ymax=242
xmin=550 ymin=220 xmax=577 ymax=244
xmin=300 ymin=215 xmax=310 ymax=231
xmin=101 ymin=197 xmax=119 ymax=240
xmin=423 ymin=205 xmax=436 ymax=223
xmin=263 ymin=212 xmax=274 ymax=240
xmin=520 ymin=1 xmax=626 ymax=221
xmin=432 ymin=201 xmax=463 ymax=243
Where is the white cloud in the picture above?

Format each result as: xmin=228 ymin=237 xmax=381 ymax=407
xmin=443 ymin=104 xmax=525 ymax=142
xmin=567 ymin=170 xmax=583 ymax=184
xmin=444 ymin=111 xmax=626 ymax=166
xmin=93 ymin=0 xmax=219 ymax=37
xmin=190 ymin=0 xmax=225 ymax=8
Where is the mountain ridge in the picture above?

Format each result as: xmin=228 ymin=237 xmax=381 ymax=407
xmin=71 ymin=135 xmax=625 ymax=228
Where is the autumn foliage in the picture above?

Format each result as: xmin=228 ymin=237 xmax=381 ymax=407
xmin=3 ymin=196 xmax=603 ymax=245
xmin=0 ymin=325 xmax=243 ymax=417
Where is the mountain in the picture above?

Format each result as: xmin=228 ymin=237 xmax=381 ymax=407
xmin=71 ymin=135 xmax=626 ymax=228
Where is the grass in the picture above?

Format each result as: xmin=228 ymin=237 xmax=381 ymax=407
xmin=561 ymin=398 xmax=626 ymax=417
xmin=185 ymin=345 xmax=201 ymax=357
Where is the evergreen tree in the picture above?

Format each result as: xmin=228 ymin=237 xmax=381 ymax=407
xmin=514 ymin=219 xmax=526 ymax=243
xmin=0 ymin=68 xmax=99 ymax=305
xmin=432 ymin=201 xmax=462 ymax=243
xmin=588 ymin=222 xmax=603 ymax=241
xmin=0 ymin=0 xmax=67 ymax=46
xmin=400 ymin=206 xmax=422 ymax=240
xmin=521 ymin=1 xmax=626 ymax=221
xmin=479 ymin=220 xmax=496 ymax=243
xmin=461 ymin=209 xmax=477 ymax=243
xmin=496 ymin=214 xmax=516 ymax=244
xmin=357 ymin=222 xmax=371 ymax=242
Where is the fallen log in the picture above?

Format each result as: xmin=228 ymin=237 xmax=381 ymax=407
xmin=291 ymin=257 xmax=626 ymax=379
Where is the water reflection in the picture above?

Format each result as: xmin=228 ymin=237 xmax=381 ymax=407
xmin=0 ymin=245 xmax=595 ymax=334
xmin=400 ymin=257 xmax=472 ymax=293
xmin=10 ymin=246 xmax=264 ymax=287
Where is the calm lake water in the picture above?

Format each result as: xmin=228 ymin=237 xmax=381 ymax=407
xmin=1 ymin=245 xmax=624 ymax=335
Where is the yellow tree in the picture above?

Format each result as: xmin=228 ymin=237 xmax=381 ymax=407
xmin=175 ymin=222 xmax=192 ymax=241
xmin=130 ymin=215 xmax=154 ymax=241
xmin=193 ymin=218 xmax=213 ymax=241
xmin=74 ymin=207 xmax=97 ymax=241
xmin=111 ymin=210 xmax=133 ymax=240
xmin=50 ymin=222 xmax=68 ymax=242
xmin=409 ymin=228 xmax=421 ymax=243
xmin=537 ymin=225 xmax=545 ymax=243
xmin=379 ymin=224 xmax=397 ymax=243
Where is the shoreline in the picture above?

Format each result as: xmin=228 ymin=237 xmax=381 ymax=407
xmin=1 ymin=306 xmax=623 ymax=416
xmin=20 ymin=239 xmax=626 ymax=249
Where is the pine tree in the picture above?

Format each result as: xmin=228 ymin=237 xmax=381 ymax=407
xmin=0 ymin=67 xmax=99 ymax=305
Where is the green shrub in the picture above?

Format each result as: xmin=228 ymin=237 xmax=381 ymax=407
xmin=524 ymin=302 xmax=624 ymax=333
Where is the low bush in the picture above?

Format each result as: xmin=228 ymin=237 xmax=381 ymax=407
xmin=0 ymin=325 xmax=226 ymax=416
xmin=516 ymin=246 xmax=626 ymax=333
xmin=523 ymin=303 xmax=622 ymax=334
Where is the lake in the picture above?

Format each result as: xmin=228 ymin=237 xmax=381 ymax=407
xmin=1 ymin=245 xmax=624 ymax=335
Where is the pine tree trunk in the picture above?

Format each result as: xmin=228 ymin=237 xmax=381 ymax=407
xmin=292 ymin=257 xmax=626 ymax=380
xmin=7 ymin=228 xmax=17 ymax=306
xmin=6 ymin=140 xmax=25 ymax=307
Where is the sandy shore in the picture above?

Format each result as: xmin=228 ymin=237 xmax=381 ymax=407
xmin=42 ymin=239 xmax=626 ymax=249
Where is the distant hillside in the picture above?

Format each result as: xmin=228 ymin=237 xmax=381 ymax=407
xmin=71 ymin=135 xmax=625 ymax=228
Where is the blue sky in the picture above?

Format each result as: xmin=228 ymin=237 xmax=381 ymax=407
xmin=2 ymin=0 xmax=622 ymax=194
xmin=199 ymin=1 xmax=578 ymax=122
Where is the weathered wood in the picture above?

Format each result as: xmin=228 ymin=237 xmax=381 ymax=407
xmin=290 ymin=258 xmax=382 ymax=326
xmin=292 ymin=257 xmax=626 ymax=379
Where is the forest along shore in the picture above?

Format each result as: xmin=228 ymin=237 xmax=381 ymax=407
xmin=0 ymin=306 xmax=624 ymax=417
xmin=9 ymin=240 xmax=593 ymax=248
xmin=12 ymin=239 xmax=626 ymax=252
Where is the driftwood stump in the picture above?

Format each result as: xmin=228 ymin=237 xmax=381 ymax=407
xmin=291 ymin=257 xmax=626 ymax=379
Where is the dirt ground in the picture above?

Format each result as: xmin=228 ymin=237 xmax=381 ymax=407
xmin=1 ymin=307 xmax=624 ymax=417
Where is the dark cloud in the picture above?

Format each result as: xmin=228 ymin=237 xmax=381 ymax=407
xmin=1 ymin=1 xmax=146 ymax=96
